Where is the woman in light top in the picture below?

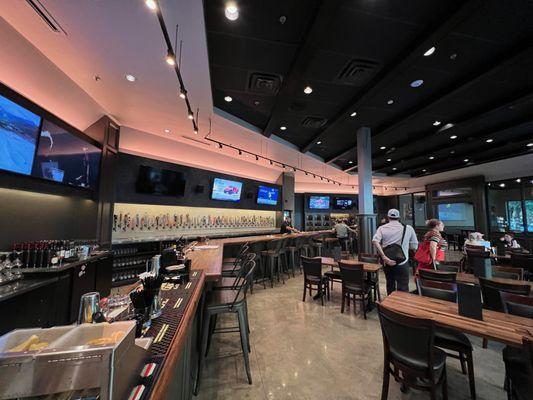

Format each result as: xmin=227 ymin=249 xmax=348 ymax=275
xmin=500 ymin=233 xmax=521 ymax=249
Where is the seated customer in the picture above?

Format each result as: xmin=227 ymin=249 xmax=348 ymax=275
xmin=500 ymin=233 xmax=521 ymax=249
xmin=280 ymin=216 xmax=300 ymax=234
xmin=463 ymin=231 xmax=491 ymax=251
xmin=332 ymin=219 xmax=356 ymax=239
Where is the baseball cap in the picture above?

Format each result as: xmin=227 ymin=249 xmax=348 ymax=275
xmin=387 ymin=209 xmax=400 ymax=218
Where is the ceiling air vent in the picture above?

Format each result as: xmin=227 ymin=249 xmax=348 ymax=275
xmin=301 ymin=116 xmax=327 ymax=129
xmin=335 ymin=59 xmax=378 ymax=86
xmin=26 ymin=0 xmax=67 ymax=35
xmin=248 ymin=73 xmax=282 ymax=95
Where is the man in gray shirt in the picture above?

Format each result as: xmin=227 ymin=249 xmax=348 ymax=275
xmin=372 ymin=209 xmax=418 ymax=294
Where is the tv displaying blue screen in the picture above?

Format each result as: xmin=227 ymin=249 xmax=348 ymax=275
xmin=32 ymin=119 xmax=101 ymax=189
xmin=309 ymin=196 xmax=330 ymax=209
xmin=0 ymin=94 xmax=41 ymax=175
xmin=211 ymin=178 xmax=243 ymax=202
xmin=257 ymin=185 xmax=279 ymax=205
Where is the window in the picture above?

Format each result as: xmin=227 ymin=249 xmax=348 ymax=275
xmin=487 ymin=179 xmax=525 ymax=233
xmin=398 ymin=194 xmax=413 ymax=226
xmin=413 ymin=193 xmax=426 ymax=228
xmin=526 ymin=179 xmax=533 ymax=232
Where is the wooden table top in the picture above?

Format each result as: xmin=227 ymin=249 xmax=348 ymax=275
xmin=380 ymin=291 xmax=533 ymax=347
xmin=456 ymin=272 xmax=533 ymax=288
xmin=319 ymin=257 xmax=382 ymax=272
xmin=186 ymin=231 xmax=332 ymax=280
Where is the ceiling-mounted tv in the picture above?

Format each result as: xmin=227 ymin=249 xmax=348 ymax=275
xmin=32 ymin=120 xmax=101 ymax=189
xmin=211 ymin=178 xmax=243 ymax=202
xmin=0 ymin=93 xmax=42 ymax=175
xmin=309 ymin=195 xmax=330 ymax=210
xmin=136 ymin=165 xmax=186 ymax=196
xmin=333 ymin=197 xmax=353 ymax=210
xmin=257 ymin=185 xmax=279 ymax=206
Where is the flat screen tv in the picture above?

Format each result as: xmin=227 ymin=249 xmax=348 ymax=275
xmin=257 ymin=185 xmax=279 ymax=206
xmin=32 ymin=120 xmax=101 ymax=189
xmin=211 ymin=178 xmax=243 ymax=202
xmin=437 ymin=202 xmax=475 ymax=227
xmin=136 ymin=165 xmax=186 ymax=196
xmin=309 ymin=196 xmax=330 ymax=209
xmin=0 ymin=93 xmax=41 ymax=175
xmin=333 ymin=197 xmax=353 ymax=210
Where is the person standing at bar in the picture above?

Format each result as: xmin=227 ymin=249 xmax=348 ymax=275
xmin=280 ymin=216 xmax=299 ymax=234
xmin=372 ymin=209 xmax=418 ymax=294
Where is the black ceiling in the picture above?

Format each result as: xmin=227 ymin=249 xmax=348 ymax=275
xmin=204 ymin=0 xmax=533 ymax=177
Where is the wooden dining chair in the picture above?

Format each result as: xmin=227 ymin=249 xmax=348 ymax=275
xmin=511 ymin=253 xmax=533 ymax=280
xmin=417 ymin=280 xmax=476 ymax=399
xmin=436 ymin=264 xmax=460 ymax=273
xmin=338 ymin=261 xmax=371 ymax=318
xmin=358 ymin=253 xmax=381 ymax=302
xmin=419 ymin=269 xmax=457 ymax=283
xmin=492 ymin=265 xmax=524 ymax=280
xmin=301 ymin=256 xmax=329 ymax=305
xmin=377 ymin=303 xmax=448 ymax=400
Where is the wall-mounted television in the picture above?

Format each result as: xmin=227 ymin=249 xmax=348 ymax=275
xmin=309 ymin=196 xmax=330 ymax=210
xmin=0 ymin=93 xmax=42 ymax=175
xmin=257 ymin=185 xmax=279 ymax=206
xmin=333 ymin=197 xmax=353 ymax=210
xmin=136 ymin=165 xmax=186 ymax=196
xmin=32 ymin=120 xmax=101 ymax=189
xmin=437 ymin=202 xmax=474 ymax=226
xmin=211 ymin=178 xmax=243 ymax=202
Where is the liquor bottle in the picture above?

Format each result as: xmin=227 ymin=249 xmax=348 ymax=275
xmin=41 ymin=242 xmax=50 ymax=268
xmin=22 ymin=243 xmax=29 ymax=268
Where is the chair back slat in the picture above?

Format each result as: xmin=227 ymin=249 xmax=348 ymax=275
xmin=418 ymin=269 xmax=457 ymax=283
xmin=479 ymin=277 xmax=531 ymax=312
xmin=500 ymin=292 xmax=533 ymax=318
xmin=230 ymin=262 xmax=256 ymax=307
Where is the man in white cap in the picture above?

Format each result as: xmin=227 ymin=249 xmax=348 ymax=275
xmin=372 ymin=209 xmax=418 ymax=294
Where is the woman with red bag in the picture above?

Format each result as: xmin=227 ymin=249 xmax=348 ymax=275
xmin=414 ymin=219 xmax=447 ymax=275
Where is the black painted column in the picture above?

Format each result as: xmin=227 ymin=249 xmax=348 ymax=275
xmin=356 ymin=127 xmax=376 ymax=254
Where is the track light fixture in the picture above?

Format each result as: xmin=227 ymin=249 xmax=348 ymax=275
xmin=188 ymin=111 xmax=194 ymax=120
xmin=165 ymin=50 xmax=176 ymax=66
xmin=179 ymin=88 xmax=187 ymax=99
xmin=238 ymin=149 xmax=242 ymax=155
xmin=145 ymin=0 xmax=157 ymax=11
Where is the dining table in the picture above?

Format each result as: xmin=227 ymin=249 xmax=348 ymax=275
xmin=380 ymin=291 xmax=533 ymax=347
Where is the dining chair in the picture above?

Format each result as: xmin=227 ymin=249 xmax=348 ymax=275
xmin=216 ymin=253 xmax=257 ymax=292
xmin=377 ymin=303 xmax=448 ymax=400
xmin=324 ymin=246 xmax=343 ymax=290
xmin=492 ymin=265 xmax=524 ymax=280
xmin=417 ymin=280 xmax=476 ymax=399
xmin=311 ymin=235 xmax=325 ymax=257
xmin=359 ymin=252 xmax=381 ymax=302
xmin=194 ymin=263 xmax=256 ymax=394
xmin=436 ymin=264 xmax=460 ymax=273
xmin=500 ymin=294 xmax=533 ymax=400
xmin=301 ymin=256 xmax=329 ymax=305
xmin=511 ymin=253 xmax=533 ymax=280
xmin=418 ymin=269 xmax=457 ymax=283
xmin=479 ymin=277 xmax=531 ymax=349
xmin=222 ymin=243 xmax=249 ymax=277
xmin=223 ymin=242 xmax=249 ymax=266
xmin=286 ymin=237 xmax=301 ymax=276
xmin=465 ymin=249 xmax=491 ymax=274
xmin=338 ymin=261 xmax=371 ymax=319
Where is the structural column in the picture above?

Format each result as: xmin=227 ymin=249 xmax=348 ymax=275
xmin=356 ymin=126 xmax=376 ymax=254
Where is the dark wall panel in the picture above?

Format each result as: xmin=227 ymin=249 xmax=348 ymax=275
xmin=0 ymin=188 xmax=98 ymax=249
xmin=115 ymin=153 xmax=283 ymax=211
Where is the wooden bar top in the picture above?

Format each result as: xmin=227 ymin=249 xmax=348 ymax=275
xmin=186 ymin=231 xmax=332 ymax=280
xmin=380 ymin=291 xmax=533 ymax=347
xmin=319 ymin=257 xmax=382 ymax=272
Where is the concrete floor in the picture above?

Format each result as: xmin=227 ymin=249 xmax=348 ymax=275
xmin=196 ymin=269 xmax=508 ymax=400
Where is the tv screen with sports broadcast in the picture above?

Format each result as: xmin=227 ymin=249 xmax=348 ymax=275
xmin=309 ymin=196 xmax=330 ymax=209
xmin=211 ymin=178 xmax=243 ymax=202
xmin=257 ymin=185 xmax=279 ymax=205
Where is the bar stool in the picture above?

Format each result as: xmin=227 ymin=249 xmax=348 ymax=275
xmin=194 ymin=263 xmax=256 ymax=394
xmin=285 ymin=237 xmax=300 ymax=276
xmin=300 ymin=235 xmax=313 ymax=257
xmin=248 ymin=241 xmax=268 ymax=289
xmin=311 ymin=235 xmax=324 ymax=257
xmin=261 ymin=239 xmax=284 ymax=286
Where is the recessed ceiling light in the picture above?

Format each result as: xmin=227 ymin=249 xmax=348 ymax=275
xmin=424 ymin=46 xmax=436 ymax=57
xmin=164 ymin=129 xmax=171 ymax=133
xmin=450 ymin=150 xmax=455 ymax=154
xmin=516 ymin=178 xmax=521 ymax=183
xmin=387 ymin=99 xmax=394 ymax=105
xmin=225 ymin=2 xmax=239 ymax=20
xmin=499 ymin=183 xmax=506 ymax=188
xmin=348 ymin=161 xmax=353 ymax=164
xmin=441 ymin=123 xmax=454 ymax=130
xmin=450 ymin=135 xmax=457 ymax=139
xmin=224 ymin=96 xmax=232 ymax=102
xmin=486 ymin=138 xmax=494 ymax=143
xmin=280 ymin=126 xmax=287 ymax=131
xmin=392 ymin=167 xmax=397 ymax=171
xmin=316 ymin=141 xmax=322 ymax=145
xmin=380 ymin=146 xmax=386 ymax=150
xmin=429 ymin=156 xmax=435 ymax=160
xmin=350 ymin=111 xmax=357 ymax=117
xmin=125 ymin=74 xmax=137 ymax=82
xmin=145 ymin=0 xmax=157 ymax=10
xmin=303 ymin=86 xmax=313 ymax=94
xmin=433 ymin=120 xmax=441 ymax=126
xmin=464 ymin=159 xmax=469 ymax=162
xmin=410 ymin=79 xmax=424 ymax=88
xmin=387 ymin=158 xmax=392 ymax=162
xmin=527 ymin=143 xmax=533 ymax=147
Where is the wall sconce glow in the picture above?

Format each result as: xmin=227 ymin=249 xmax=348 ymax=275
xmin=145 ymin=0 xmax=157 ymax=11
xmin=410 ymin=79 xmax=424 ymax=88
xmin=303 ymin=86 xmax=313 ymax=94
xmin=125 ymin=74 xmax=137 ymax=82
xmin=225 ymin=2 xmax=239 ymax=21
xmin=224 ymin=96 xmax=232 ymax=102
xmin=424 ymin=46 xmax=436 ymax=56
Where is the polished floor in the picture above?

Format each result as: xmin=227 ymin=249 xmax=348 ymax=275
xmin=196 ymin=268 xmax=507 ymax=400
